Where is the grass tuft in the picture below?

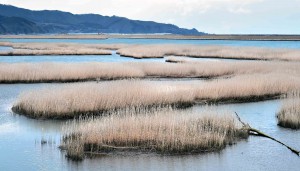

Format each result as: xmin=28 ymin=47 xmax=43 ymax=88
xmin=61 ymin=108 xmax=248 ymax=160
xmin=277 ymin=92 xmax=300 ymax=129
xmin=12 ymin=73 xmax=300 ymax=119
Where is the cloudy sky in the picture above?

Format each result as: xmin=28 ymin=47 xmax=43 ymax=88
xmin=0 ymin=0 xmax=299 ymax=34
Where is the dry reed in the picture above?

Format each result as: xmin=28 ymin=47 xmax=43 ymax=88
xmin=0 ymin=49 xmax=111 ymax=56
xmin=61 ymin=108 xmax=248 ymax=160
xmin=277 ymin=92 xmax=300 ymax=129
xmin=0 ymin=42 xmax=130 ymax=56
xmin=12 ymin=73 xmax=300 ymax=119
xmin=193 ymin=74 xmax=299 ymax=102
xmin=2 ymin=34 xmax=300 ymax=40
xmin=2 ymin=42 xmax=300 ymax=61
xmin=1 ymin=60 xmax=300 ymax=83
xmin=3 ymin=42 xmax=129 ymax=51
xmin=12 ymin=80 xmax=194 ymax=119
xmin=117 ymin=44 xmax=300 ymax=61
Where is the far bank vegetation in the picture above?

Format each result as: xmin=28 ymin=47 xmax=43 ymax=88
xmin=2 ymin=42 xmax=300 ymax=61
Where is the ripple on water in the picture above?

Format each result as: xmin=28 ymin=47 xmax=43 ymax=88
xmin=0 ymin=81 xmax=300 ymax=171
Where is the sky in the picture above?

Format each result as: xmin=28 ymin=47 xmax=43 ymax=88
xmin=0 ymin=0 xmax=299 ymax=34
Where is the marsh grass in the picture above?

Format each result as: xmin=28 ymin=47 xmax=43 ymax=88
xmin=1 ymin=60 xmax=300 ymax=83
xmin=2 ymin=34 xmax=300 ymax=40
xmin=12 ymin=80 xmax=195 ymax=119
xmin=0 ymin=49 xmax=112 ymax=56
xmin=117 ymin=44 xmax=300 ymax=61
xmin=2 ymin=42 xmax=300 ymax=61
xmin=277 ymin=92 xmax=300 ymax=129
xmin=12 ymin=73 xmax=300 ymax=119
xmin=0 ymin=42 xmax=129 ymax=56
xmin=0 ymin=62 xmax=145 ymax=83
xmin=61 ymin=108 xmax=248 ymax=160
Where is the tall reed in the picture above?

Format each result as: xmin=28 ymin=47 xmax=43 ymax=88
xmin=13 ymin=73 xmax=300 ymax=119
xmin=277 ymin=92 xmax=300 ymax=129
xmin=1 ymin=61 xmax=300 ymax=83
xmin=13 ymin=80 xmax=194 ymax=119
xmin=117 ymin=44 xmax=300 ymax=61
xmin=2 ymin=42 xmax=300 ymax=61
xmin=61 ymin=108 xmax=248 ymax=160
xmin=0 ymin=42 xmax=129 ymax=56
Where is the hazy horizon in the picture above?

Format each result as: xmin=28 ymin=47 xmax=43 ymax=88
xmin=0 ymin=0 xmax=300 ymax=34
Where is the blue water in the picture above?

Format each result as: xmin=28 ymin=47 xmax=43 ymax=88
xmin=1 ymin=38 xmax=300 ymax=49
xmin=0 ymin=38 xmax=300 ymax=171
xmin=0 ymin=83 xmax=299 ymax=171
xmin=0 ymin=51 xmax=165 ymax=63
xmin=1 ymin=38 xmax=299 ymax=63
xmin=0 ymin=46 xmax=13 ymax=51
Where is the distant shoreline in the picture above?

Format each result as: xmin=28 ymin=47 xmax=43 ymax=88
xmin=2 ymin=34 xmax=300 ymax=41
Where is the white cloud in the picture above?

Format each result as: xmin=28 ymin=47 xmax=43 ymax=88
xmin=0 ymin=0 xmax=300 ymax=34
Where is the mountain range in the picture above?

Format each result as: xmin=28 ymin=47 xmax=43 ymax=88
xmin=0 ymin=4 xmax=204 ymax=35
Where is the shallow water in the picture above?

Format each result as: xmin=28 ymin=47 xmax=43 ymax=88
xmin=2 ymin=38 xmax=300 ymax=48
xmin=0 ymin=46 xmax=13 ymax=51
xmin=0 ymin=51 xmax=165 ymax=63
xmin=1 ymin=38 xmax=299 ymax=63
xmin=0 ymin=83 xmax=299 ymax=171
xmin=1 ymin=38 xmax=299 ymax=170
xmin=0 ymin=51 xmax=233 ymax=63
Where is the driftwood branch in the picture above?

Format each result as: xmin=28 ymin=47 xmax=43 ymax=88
xmin=235 ymin=112 xmax=300 ymax=156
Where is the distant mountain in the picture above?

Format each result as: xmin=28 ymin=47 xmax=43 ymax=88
xmin=0 ymin=4 xmax=204 ymax=35
xmin=0 ymin=15 xmax=44 ymax=34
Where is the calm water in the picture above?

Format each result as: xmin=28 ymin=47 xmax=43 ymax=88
xmin=0 ymin=51 xmax=165 ymax=63
xmin=0 ymin=84 xmax=299 ymax=171
xmin=0 ymin=38 xmax=299 ymax=171
xmin=1 ymin=38 xmax=300 ymax=63
xmin=1 ymin=38 xmax=300 ymax=48
xmin=0 ymin=46 xmax=13 ymax=51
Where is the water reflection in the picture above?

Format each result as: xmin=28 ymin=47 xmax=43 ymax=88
xmin=0 ymin=51 xmax=164 ymax=63
xmin=2 ymin=38 xmax=300 ymax=49
xmin=0 ymin=46 xmax=13 ymax=51
xmin=0 ymin=83 xmax=299 ymax=171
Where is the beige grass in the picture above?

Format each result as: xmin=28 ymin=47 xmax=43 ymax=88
xmin=2 ymin=42 xmax=300 ymax=61
xmin=193 ymin=73 xmax=299 ymax=102
xmin=0 ymin=42 xmax=130 ymax=55
xmin=0 ymin=34 xmax=108 ymax=39
xmin=2 ymin=42 xmax=129 ymax=51
xmin=61 ymin=108 xmax=248 ymax=160
xmin=13 ymin=80 xmax=195 ymax=119
xmin=0 ymin=49 xmax=111 ymax=56
xmin=0 ymin=62 xmax=145 ymax=82
xmin=1 ymin=61 xmax=300 ymax=83
xmin=277 ymin=92 xmax=300 ymax=129
xmin=117 ymin=44 xmax=300 ymax=61
xmin=12 ymin=73 xmax=300 ymax=119
xmin=2 ymin=34 xmax=300 ymax=40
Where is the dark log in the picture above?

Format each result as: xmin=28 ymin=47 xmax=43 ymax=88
xmin=235 ymin=112 xmax=300 ymax=156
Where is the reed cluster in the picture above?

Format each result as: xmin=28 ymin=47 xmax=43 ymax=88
xmin=1 ymin=61 xmax=300 ymax=83
xmin=12 ymin=80 xmax=195 ymax=119
xmin=0 ymin=42 xmax=129 ymax=55
xmin=0 ymin=49 xmax=111 ymax=56
xmin=277 ymin=92 xmax=300 ymax=129
xmin=2 ymin=34 xmax=300 ymax=40
xmin=2 ymin=42 xmax=129 ymax=51
xmin=193 ymin=73 xmax=299 ymax=102
xmin=117 ymin=44 xmax=300 ymax=61
xmin=12 ymin=73 xmax=300 ymax=119
xmin=2 ymin=42 xmax=300 ymax=61
xmin=61 ymin=108 xmax=248 ymax=160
